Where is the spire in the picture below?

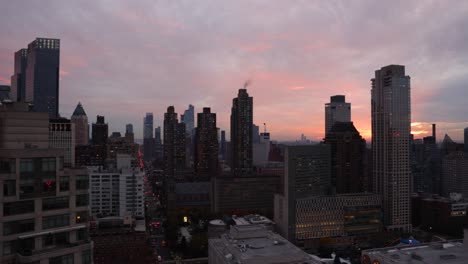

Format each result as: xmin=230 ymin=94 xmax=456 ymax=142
xmin=72 ymin=102 xmax=87 ymax=116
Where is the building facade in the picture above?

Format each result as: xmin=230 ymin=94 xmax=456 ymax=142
xmin=0 ymin=102 xmax=93 ymax=264
xmin=164 ymin=106 xmax=186 ymax=179
xmin=24 ymin=38 xmax=60 ymax=118
xmin=230 ymin=89 xmax=253 ymax=176
xmin=89 ymin=154 xmax=144 ymax=218
xmin=143 ymin=113 xmax=154 ymax=161
xmin=92 ymin=115 xmax=108 ymax=146
xmin=324 ymin=122 xmax=367 ymax=193
xmin=194 ymin=107 xmax=219 ymax=180
xmin=371 ymin=65 xmax=411 ymax=232
xmin=10 ymin=49 xmax=28 ymax=102
xmin=325 ymin=95 xmax=351 ymax=135
xmin=49 ymin=118 xmax=75 ymax=168
xmin=71 ymin=102 xmax=89 ymax=146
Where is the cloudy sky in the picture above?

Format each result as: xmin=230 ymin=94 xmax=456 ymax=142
xmin=1 ymin=0 xmax=467 ymax=141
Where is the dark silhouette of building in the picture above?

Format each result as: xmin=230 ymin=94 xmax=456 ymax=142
xmin=10 ymin=48 xmax=27 ymax=102
xmin=220 ymin=130 xmax=226 ymax=161
xmin=154 ymin=126 xmax=163 ymax=161
xmin=71 ymin=102 xmax=89 ymax=146
xmin=371 ymin=65 xmax=411 ymax=232
xmin=252 ymin=124 xmax=260 ymax=144
xmin=143 ymin=113 xmax=154 ymax=161
xmin=92 ymin=115 xmax=108 ymax=145
xmin=230 ymin=88 xmax=253 ymax=176
xmin=464 ymin=127 xmax=468 ymax=153
xmin=324 ymin=122 xmax=367 ymax=193
xmin=0 ymin=85 xmax=10 ymax=101
xmin=125 ymin=124 xmax=134 ymax=143
xmin=194 ymin=107 xmax=219 ymax=179
xmin=164 ymin=106 xmax=186 ymax=179
xmin=24 ymin=38 xmax=60 ymax=118
xmin=411 ymin=125 xmax=440 ymax=194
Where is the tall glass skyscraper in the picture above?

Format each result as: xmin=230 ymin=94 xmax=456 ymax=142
xmin=371 ymin=65 xmax=411 ymax=232
xmin=10 ymin=48 xmax=28 ymax=102
xmin=24 ymin=38 xmax=60 ymax=118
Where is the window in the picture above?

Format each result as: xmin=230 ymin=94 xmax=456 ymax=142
xmin=0 ymin=159 xmax=16 ymax=173
xmin=20 ymin=159 xmax=33 ymax=173
xmin=3 ymin=200 xmax=35 ymax=216
xmin=76 ymin=194 xmax=89 ymax=207
xmin=76 ymin=211 xmax=88 ymax=224
xmin=49 ymin=253 xmax=74 ymax=264
xmin=3 ymin=180 xmax=16 ymax=196
xmin=43 ymin=196 xmax=69 ymax=210
xmin=55 ymin=232 xmax=69 ymax=245
xmin=42 ymin=158 xmax=56 ymax=172
xmin=17 ymin=237 xmax=35 ymax=255
xmin=59 ymin=176 xmax=69 ymax=191
xmin=2 ymin=240 xmax=15 ymax=256
xmin=43 ymin=233 xmax=54 ymax=247
xmin=3 ymin=219 xmax=35 ymax=236
xmin=82 ymin=250 xmax=92 ymax=264
xmin=42 ymin=214 xmax=69 ymax=229
xmin=76 ymin=175 xmax=89 ymax=190
xmin=77 ymin=228 xmax=88 ymax=241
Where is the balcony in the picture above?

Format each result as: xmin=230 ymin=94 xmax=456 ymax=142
xmin=16 ymin=239 xmax=93 ymax=263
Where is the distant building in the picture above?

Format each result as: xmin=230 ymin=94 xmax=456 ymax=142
xmin=71 ymin=102 xmax=89 ymax=146
xmin=154 ymin=126 xmax=163 ymax=161
xmin=88 ymin=154 xmax=144 ymax=218
xmin=143 ymin=113 xmax=154 ymax=161
xmin=362 ymin=237 xmax=468 ymax=264
xmin=220 ymin=130 xmax=227 ymax=161
xmin=208 ymin=214 xmax=275 ymax=238
xmin=231 ymin=89 xmax=253 ymax=176
xmin=24 ymin=38 xmax=61 ymax=118
xmin=125 ymin=124 xmax=134 ymax=143
xmin=181 ymin=104 xmax=195 ymax=136
xmin=209 ymin=225 xmax=320 ymax=264
xmin=464 ymin=127 xmax=468 ymax=153
xmin=0 ymin=102 xmax=92 ymax=264
xmin=92 ymin=115 xmax=108 ymax=145
xmin=372 ymin=65 xmax=411 ymax=232
xmin=49 ymin=118 xmax=75 ymax=168
xmin=10 ymin=48 xmax=28 ymax=102
xmin=324 ymin=122 xmax=367 ymax=193
xmin=325 ymin=95 xmax=351 ymax=135
xmin=253 ymin=132 xmax=271 ymax=167
xmin=252 ymin=124 xmax=260 ymax=144
xmin=0 ymin=85 xmax=10 ymax=100
xmin=194 ymin=107 xmax=219 ymax=179
xmin=106 ymin=133 xmax=139 ymax=168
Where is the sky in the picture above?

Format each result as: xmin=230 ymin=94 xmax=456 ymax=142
xmin=1 ymin=0 xmax=468 ymax=141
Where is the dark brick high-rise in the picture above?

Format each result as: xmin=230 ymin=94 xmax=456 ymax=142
xmin=24 ymin=38 xmax=60 ymax=118
xmin=92 ymin=115 xmax=108 ymax=145
xmin=324 ymin=122 xmax=367 ymax=193
xmin=164 ymin=106 xmax=186 ymax=178
xmin=230 ymin=89 xmax=253 ymax=176
xmin=195 ymin=107 xmax=219 ymax=179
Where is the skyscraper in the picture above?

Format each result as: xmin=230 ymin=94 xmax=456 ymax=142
xmin=10 ymin=48 xmax=28 ymax=102
xmin=143 ymin=113 xmax=154 ymax=161
xmin=24 ymin=38 xmax=60 ymax=118
xmin=231 ymin=88 xmax=253 ymax=176
xmin=164 ymin=106 xmax=186 ymax=178
xmin=125 ymin=123 xmax=134 ymax=143
xmin=194 ymin=107 xmax=219 ymax=179
xmin=371 ymin=65 xmax=411 ymax=232
xmin=0 ymin=85 xmax=10 ymax=101
xmin=71 ymin=102 xmax=89 ymax=146
xmin=220 ymin=130 xmax=226 ymax=161
xmin=154 ymin=126 xmax=163 ymax=160
xmin=92 ymin=115 xmax=108 ymax=145
xmin=181 ymin=104 xmax=195 ymax=136
xmin=325 ymin=95 xmax=351 ymax=135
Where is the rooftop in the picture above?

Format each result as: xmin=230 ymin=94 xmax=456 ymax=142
xmin=362 ymin=240 xmax=468 ymax=264
xmin=209 ymin=225 xmax=319 ymax=264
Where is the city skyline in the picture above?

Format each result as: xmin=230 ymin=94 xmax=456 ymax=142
xmin=1 ymin=1 xmax=468 ymax=141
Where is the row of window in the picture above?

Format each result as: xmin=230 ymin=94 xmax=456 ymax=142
xmin=3 ymin=175 xmax=88 ymax=197
xmin=4 ymin=196 xmax=89 ymax=216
